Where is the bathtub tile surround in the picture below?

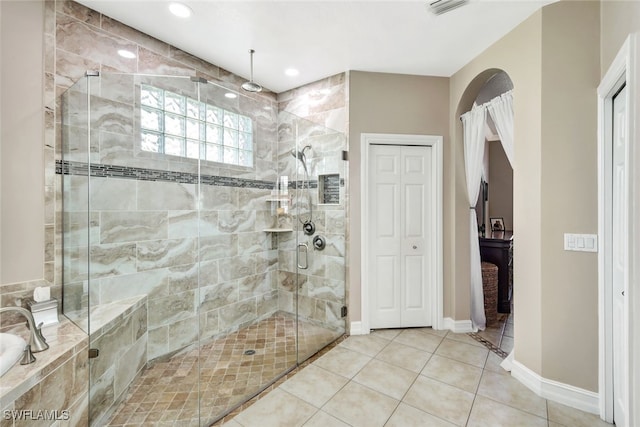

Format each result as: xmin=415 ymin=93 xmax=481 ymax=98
xmin=0 ymin=317 xmax=88 ymax=426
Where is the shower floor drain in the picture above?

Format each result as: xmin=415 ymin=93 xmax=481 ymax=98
xmin=244 ymin=349 xmax=256 ymax=356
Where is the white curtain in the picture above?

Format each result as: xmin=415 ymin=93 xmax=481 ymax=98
xmin=461 ymin=106 xmax=487 ymax=331
xmin=487 ymin=90 xmax=514 ymax=167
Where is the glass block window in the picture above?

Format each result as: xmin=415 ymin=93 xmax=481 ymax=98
xmin=140 ymin=85 xmax=254 ymax=167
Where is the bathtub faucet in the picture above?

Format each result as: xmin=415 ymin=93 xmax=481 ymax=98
xmin=0 ymin=306 xmax=49 ymax=364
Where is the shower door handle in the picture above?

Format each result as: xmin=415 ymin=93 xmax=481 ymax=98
xmin=297 ymin=243 xmax=309 ymax=270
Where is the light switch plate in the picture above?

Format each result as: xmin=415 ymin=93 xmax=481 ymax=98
xmin=564 ymin=233 xmax=598 ymax=252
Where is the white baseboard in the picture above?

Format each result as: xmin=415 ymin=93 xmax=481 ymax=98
xmin=511 ymin=360 xmax=600 ymax=415
xmin=442 ymin=317 xmax=475 ymax=333
xmin=349 ymin=321 xmax=368 ymax=335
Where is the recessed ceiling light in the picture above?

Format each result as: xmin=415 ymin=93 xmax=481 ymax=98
xmin=117 ymin=49 xmax=136 ymax=59
xmin=169 ymin=2 xmax=192 ymax=18
xmin=225 ymin=92 xmax=238 ymax=99
xmin=284 ymin=68 xmax=299 ymax=77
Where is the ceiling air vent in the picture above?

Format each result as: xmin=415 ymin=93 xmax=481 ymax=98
xmin=428 ymin=0 xmax=469 ymax=16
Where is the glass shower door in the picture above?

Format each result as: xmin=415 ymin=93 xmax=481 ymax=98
xmin=290 ymin=113 xmax=347 ymax=363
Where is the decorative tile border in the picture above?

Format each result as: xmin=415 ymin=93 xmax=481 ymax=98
xmin=56 ymin=160 xmax=323 ymax=189
xmin=467 ymin=332 xmax=509 ymax=358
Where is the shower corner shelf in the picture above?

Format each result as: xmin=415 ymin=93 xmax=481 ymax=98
xmin=265 ymin=195 xmax=291 ymax=202
xmin=263 ymin=228 xmax=293 ymax=233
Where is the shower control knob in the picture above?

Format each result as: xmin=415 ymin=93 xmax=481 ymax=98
xmin=313 ymin=235 xmax=326 ymax=250
xmin=413 ymin=245 xmax=417 ymax=249
xmin=303 ymin=221 xmax=316 ymax=235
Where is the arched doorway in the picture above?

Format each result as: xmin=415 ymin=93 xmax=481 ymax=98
xmin=456 ymin=69 xmax=515 ymax=355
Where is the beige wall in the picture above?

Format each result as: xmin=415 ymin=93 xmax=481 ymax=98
xmin=451 ymin=12 xmax=544 ymax=373
xmin=540 ymin=0 xmax=600 ymax=392
xmin=347 ymin=71 xmax=449 ymax=322
xmin=0 ymin=0 xmax=45 ymax=284
xmin=452 ymin=1 xmax=601 ymax=392
xmin=600 ymin=0 xmax=640 ymax=77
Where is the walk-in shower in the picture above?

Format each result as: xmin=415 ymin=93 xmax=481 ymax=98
xmin=60 ymin=72 xmax=346 ymax=426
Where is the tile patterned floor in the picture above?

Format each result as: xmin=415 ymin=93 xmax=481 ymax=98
xmin=105 ymin=314 xmax=339 ymax=426
xmin=220 ymin=320 xmax=613 ymax=427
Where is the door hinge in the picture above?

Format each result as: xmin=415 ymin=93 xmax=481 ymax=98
xmin=88 ymin=348 xmax=100 ymax=359
xmin=341 ymin=306 xmax=348 ymax=318
xmin=342 ymin=150 xmax=349 ymax=161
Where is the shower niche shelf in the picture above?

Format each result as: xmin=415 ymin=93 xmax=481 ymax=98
xmin=264 ymin=192 xmax=292 ymax=233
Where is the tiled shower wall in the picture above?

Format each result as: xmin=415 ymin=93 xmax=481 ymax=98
xmin=1 ymin=0 xmax=349 ymax=346
xmin=275 ymin=76 xmax=350 ymax=331
xmin=60 ymin=72 xmax=281 ymax=359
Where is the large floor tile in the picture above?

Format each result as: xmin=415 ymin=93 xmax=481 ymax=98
xmin=302 ymin=410 xmax=350 ymax=427
xmin=385 ymin=403 xmax=456 ymax=427
xmin=323 ymin=382 xmax=399 ymax=427
xmin=421 ymin=354 xmax=483 ymax=393
xmin=547 ymin=400 xmax=613 ymax=427
xmin=313 ymin=346 xmax=371 ymax=379
xmin=393 ymin=329 xmax=444 ymax=352
xmin=445 ymin=332 xmax=487 ymax=348
xmin=403 ymin=375 xmax=474 ymax=426
xmin=435 ymin=339 xmax=489 ymax=368
xmin=339 ymin=334 xmax=390 ymax=357
xmin=477 ymin=370 xmax=547 ymax=418
xmin=375 ymin=341 xmax=432 ymax=373
xmin=483 ymin=352 xmax=510 ymax=376
xmin=233 ymin=389 xmax=317 ymax=427
xmin=353 ymin=358 xmax=418 ymax=400
xmin=370 ymin=328 xmax=402 ymax=341
xmin=280 ymin=364 xmax=349 ymax=408
xmin=467 ymin=395 xmax=548 ymax=427
xmin=500 ymin=336 xmax=514 ymax=353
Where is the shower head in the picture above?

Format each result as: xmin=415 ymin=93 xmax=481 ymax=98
xmin=241 ymin=49 xmax=263 ymax=93
xmin=290 ymin=146 xmax=311 ymax=175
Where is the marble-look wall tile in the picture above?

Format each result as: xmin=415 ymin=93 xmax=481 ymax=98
xmin=218 ymin=255 xmax=256 ymax=282
xmin=257 ymin=290 xmax=278 ymax=318
xmin=200 ymin=234 xmax=238 ymax=261
xmin=90 ymin=177 xmax=137 ymax=211
xmin=88 ymin=366 xmax=115 ymax=423
xmin=147 ymin=326 xmax=169 ymax=361
xmin=168 ymin=210 xmax=198 ymax=239
xmin=57 ymin=0 xmax=101 ymax=26
xmin=200 ymin=185 xmax=238 ymax=210
xmin=137 ymin=181 xmax=196 ymax=211
xmin=136 ymin=237 xmax=197 ymax=271
xmin=138 ymin=47 xmax=195 ymax=77
xmin=147 ymin=290 xmax=196 ymax=329
xmin=98 ymin=72 xmax=135 ymax=105
xmin=100 ymin=211 xmax=168 ymax=243
xmin=98 ymin=269 xmax=167 ymax=304
xmin=113 ymin=334 xmax=146 ymax=398
xmin=171 ymin=262 xmax=212 ymax=292
xmin=88 ymin=242 xmax=137 ymax=278
xmin=56 ymin=13 xmax=137 ymax=74
xmin=100 ymin=15 xmax=169 ymax=56
xmin=219 ymin=210 xmax=256 ymax=233
xmin=199 ymin=309 xmax=220 ymax=341
xmin=199 ymin=281 xmax=238 ymax=312
xmin=239 ymin=273 xmax=272 ymax=299
xmin=167 ymin=315 xmax=199 ymax=352
xmin=219 ymin=298 xmax=257 ymax=331
xmin=237 ymin=232 xmax=269 ymax=254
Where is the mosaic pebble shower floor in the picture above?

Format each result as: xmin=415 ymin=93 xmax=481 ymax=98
xmin=106 ymin=314 xmax=338 ymax=426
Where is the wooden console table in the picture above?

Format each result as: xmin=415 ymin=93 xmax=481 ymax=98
xmin=479 ymin=231 xmax=513 ymax=313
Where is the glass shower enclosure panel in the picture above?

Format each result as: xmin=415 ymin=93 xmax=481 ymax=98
xmin=62 ymin=73 xmax=203 ymax=426
xmin=289 ymin=112 xmax=347 ymax=363
xmin=60 ymin=71 xmax=348 ymax=426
